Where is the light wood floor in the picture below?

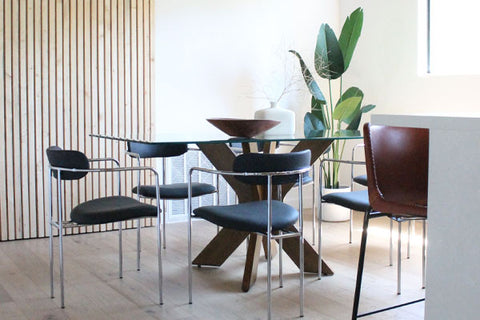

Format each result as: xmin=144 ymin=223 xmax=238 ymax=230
xmin=0 ymin=211 xmax=425 ymax=319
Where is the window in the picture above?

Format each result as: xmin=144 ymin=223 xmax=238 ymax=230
xmin=427 ymin=0 xmax=480 ymax=75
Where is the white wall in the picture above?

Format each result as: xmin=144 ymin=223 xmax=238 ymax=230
xmin=153 ymin=0 xmax=338 ymax=134
xmin=340 ymin=0 xmax=480 ymax=119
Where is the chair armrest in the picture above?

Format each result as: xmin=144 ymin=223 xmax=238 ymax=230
xmin=48 ymin=165 xmax=161 ymax=201
xmin=319 ymin=158 xmax=366 ymax=191
xmin=189 ymin=166 xmax=310 ymax=178
xmin=320 ymin=158 xmax=365 ymax=166
xmin=88 ymin=157 xmax=121 ymax=168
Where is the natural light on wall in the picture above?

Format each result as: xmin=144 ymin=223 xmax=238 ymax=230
xmin=427 ymin=0 xmax=480 ymax=75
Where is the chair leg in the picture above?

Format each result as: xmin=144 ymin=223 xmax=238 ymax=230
xmin=349 ymin=209 xmax=353 ymax=244
xmin=157 ymin=214 xmax=163 ymax=305
xmin=299 ymin=223 xmax=305 ymax=318
xmin=279 ymin=233 xmax=283 ymax=288
xmin=312 ymin=166 xmax=316 ymax=246
xmin=137 ymin=219 xmax=141 ymax=271
xmin=119 ymin=222 xmax=123 ymax=279
xmin=397 ymin=221 xmax=402 ymax=295
xmin=57 ymin=177 xmax=65 ymax=309
xmin=267 ymin=229 xmax=272 ymax=320
xmin=422 ymin=220 xmax=426 ymax=289
xmin=162 ymin=199 xmax=167 ymax=249
xmin=49 ymin=226 xmax=54 ymax=299
xmin=59 ymin=227 xmax=65 ymax=309
xmin=389 ymin=219 xmax=393 ymax=266
xmin=352 ymin=210 xmax=370 ymax=320
xmin=48 ymin=173 xmax=55 ymax=299
xmin=188 ymin=201 xmax=193 ymax=304
xmin=407 ymin=220 xmax=411 ymax=259
xmin=317 ymin=197 xmax=322 ymax=280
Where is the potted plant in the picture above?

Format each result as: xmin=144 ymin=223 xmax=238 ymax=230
xmin=290 ymin=7 xmax=375 ymax=220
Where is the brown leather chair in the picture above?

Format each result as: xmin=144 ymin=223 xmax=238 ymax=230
xmin=352 ymin=123 xmax=429 ymax=319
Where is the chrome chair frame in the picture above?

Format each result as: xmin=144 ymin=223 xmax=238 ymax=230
xmin=127 ymin=147 xmax=219 ymax=249
xmin=352 ymin=123 xmax=429 ymax=319
xmin=187 ymin=166 xmax=310 ymax=320
xmin=48 ymin=159 xmax=163 ymax=308
xmin=279 ymin=142 xmax=317 ymax=245
xmin=351 ymin=144 xmax=415 ymax=266
xmin=318 ymin=158 xmax=426 ymax=295
xmin=317 ymin=157 xmax=365 ymax=279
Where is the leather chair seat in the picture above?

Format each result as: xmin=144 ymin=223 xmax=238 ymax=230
xmin=71 ymin=196 xmax=158 ymax=224
xmin=193 ymin=200 xmax=299 ymax=234
xmin=133 ymin=183 xmax=216 ymax=199
xmin=353 ymin=174 xmax=368 ymax=186
xmin=322 ymin=190 xmax=371 ymax=212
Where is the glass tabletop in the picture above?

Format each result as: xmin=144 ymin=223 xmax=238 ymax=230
xmin=90 ymin=129 xmax=362 ymax=145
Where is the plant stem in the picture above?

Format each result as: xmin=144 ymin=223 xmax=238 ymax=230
xmin=328 ymin=80 xmax=334 ymax=130
xmin=340 ymin=76 xmax=343 ymax=102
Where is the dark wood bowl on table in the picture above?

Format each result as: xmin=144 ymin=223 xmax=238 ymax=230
xmin=207 ymin=118 xmax=280 ymax=138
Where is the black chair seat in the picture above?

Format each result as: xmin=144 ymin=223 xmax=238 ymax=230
xmin=193 ymin=200 xmax=299 ymax=234
xmin=322 ymin=190 xmax=371 ymax=212
xmin=353 ymin=174 xmax=368 ymax=186
xmin=71 ymin=196 xmax=158 ymax=225
xmin=133 ymin=183 xmax=216 ymax=199
xmin=293 ymin=174 xmax=313 ymax=187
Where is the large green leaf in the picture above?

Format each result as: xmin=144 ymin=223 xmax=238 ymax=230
xmin=336 ymin=86 xmax=364 ymax=104
xmin=311 ymin=96 xmax=328 ymax=128
xmin=304 ymin=112 xmax=326 ymax=137
xmin=315 ymin=24 xmax=344 ymax=80
xmin=336 ymin=87 xmax=363 ymax=124
xmin=338 ymin=7 xmax=363 ymax=71
xmin=346 ymin=104 xmax=376 ymax=130
xmin=332 ymin=96 xmax=362 ymax=125
xmin=289 ymin=50 xmax=326 ymax=103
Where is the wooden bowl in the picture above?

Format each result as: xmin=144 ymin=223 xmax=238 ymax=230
xmin=207 ymin=118 xmax=280 ymax=138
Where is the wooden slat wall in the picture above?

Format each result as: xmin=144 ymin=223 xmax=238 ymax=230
xmin=0 ymin=0 xmax=153 ymax=241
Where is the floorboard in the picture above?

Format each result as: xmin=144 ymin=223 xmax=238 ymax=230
xmin=0 ymin=210 xmax=425 ymax=319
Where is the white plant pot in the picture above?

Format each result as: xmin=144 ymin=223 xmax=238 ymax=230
xmin=321 ymin=186 xmax=352 ymax=222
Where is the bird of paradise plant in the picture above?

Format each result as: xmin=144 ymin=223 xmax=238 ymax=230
xmin=290 ymin=7 xmax=375 ymax=188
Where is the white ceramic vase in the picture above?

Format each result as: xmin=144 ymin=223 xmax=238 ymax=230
xmin=254 ymin=101 xmax=295 ymax=136
xmin=321 ymin=186 xmax=352 ymax=222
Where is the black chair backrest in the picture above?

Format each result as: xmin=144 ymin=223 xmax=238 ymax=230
xmin=127 ymin=141 xmax=188 ymax=158
xmin=233 ymin=150 xmax=311 ymax=185
xmin=46 ymin=146 xmax=90 ymax=180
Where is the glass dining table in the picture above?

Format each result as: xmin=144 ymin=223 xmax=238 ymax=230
xmin=91 ymin=129 xmax=362 ymax=292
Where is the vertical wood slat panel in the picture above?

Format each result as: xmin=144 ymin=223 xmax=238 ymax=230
xmin=34 ymin=0 xmax=45 ymax=238
xmin=12 ymin=0 xmax=22 ymax=239
xmin=0 ymin=0 xmax=7 ymax=240
xmin=40 ymin=0 xmax=49 ymax=238
xmin=0 ymin=0 xmax=153 ymax=241
xmin=5 ymin=0 xmax=14 ymax=240
xmin=26 ymin=0 xmax=36 ymax=238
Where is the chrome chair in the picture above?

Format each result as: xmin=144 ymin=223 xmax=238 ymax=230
xmin=46 ymin=146 xmax=163 ymax=308
xmin=187 ymin=150 xmax=311 ymax=320
xmin=319 ymin=144 xmax=422 ymax=292
xmin=350 ymin=143 xmax=415 ymax=264
xmin=126 ymin=141 xmax=217 ymax=249
xmin=231 ymin=141 xmax=317 ymax=245
xmin=279 ymin=142 xmax=317 ymax=245
xmin=352 ymin=123 xmax=428 ymax=319
xmin=318 ymin=168 xmax=426 ymax=295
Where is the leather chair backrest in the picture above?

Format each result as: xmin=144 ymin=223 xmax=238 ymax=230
xmin=46 ymin=146 xmax=90 ymax=180
xmin=363 ymin=123 xmax=429 ymax=217
xmin=127 ymin=141 xmax=188 ymax=158
xmin=233 ymin=150 xmax=311 ymax=185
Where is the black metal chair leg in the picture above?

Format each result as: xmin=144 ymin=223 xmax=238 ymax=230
xmin=352 ymin=210 xmax=371 ymax=320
